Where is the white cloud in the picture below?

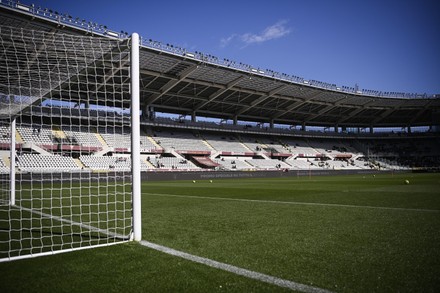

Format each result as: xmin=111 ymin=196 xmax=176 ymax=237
xmin=221 ymin=20 xmax=291 ymax=48
xmin=220 ymin=34 xmax=237 ymax=48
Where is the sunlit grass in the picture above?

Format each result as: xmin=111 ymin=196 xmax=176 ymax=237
xmin=0 ymin=173 xmax=439 ymax=292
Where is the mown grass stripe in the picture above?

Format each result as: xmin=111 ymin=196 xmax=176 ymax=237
xmin=145 ymin=192 xmax=440 ymax=213
xmin=140 ymin=240 xmax=334 ymax=293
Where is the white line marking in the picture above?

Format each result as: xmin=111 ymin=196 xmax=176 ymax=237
xmin=15 ymin=205 xmax=130 ymax=239
xmin=140 ymin=240 xmax=334 ymax=293
xmin=0 ymin=205 xmax=130 ymax=262
xmin=145 ymin=192 xmax=440 ymax=213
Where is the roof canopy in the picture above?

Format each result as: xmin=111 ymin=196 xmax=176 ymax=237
xmin=1 ymin=3 xmax=439 ymax=128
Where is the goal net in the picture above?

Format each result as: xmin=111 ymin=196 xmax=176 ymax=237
xmin=0 ymin=25 xmax=141 ymax=261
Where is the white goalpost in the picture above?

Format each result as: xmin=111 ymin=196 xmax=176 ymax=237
xmin=0 ymin=25 xmax=141 ymax=262
xmin=131 ymin=33 xmax=142 ymax=242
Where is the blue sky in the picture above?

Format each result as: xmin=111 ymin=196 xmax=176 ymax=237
xmin=20 ymin=0 xmax=440 ymax=95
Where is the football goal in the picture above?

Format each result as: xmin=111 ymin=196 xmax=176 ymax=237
xmin=0 ymin=25 xmax=141 ymax=262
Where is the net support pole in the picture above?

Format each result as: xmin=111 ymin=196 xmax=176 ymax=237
xmin=131 ymin=33 xmax=142 ymax=241
xmin=10 ymin=119 xmax=16 ymax=206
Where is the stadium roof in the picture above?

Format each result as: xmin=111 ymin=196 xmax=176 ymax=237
xmin=1 ymin=2 xmax=440 ymax=128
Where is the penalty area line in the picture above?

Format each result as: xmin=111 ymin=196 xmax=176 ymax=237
xmin=140 ymin=240 xmax=334 ymax=293
xmin=145 ymin=192 xmax=440 ymax=213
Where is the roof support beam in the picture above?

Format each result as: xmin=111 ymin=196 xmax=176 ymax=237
xmin=141 ymin=87 xmax=247 ymax=109
xmin=235 ymin=84 xmax=287 ymax=116
xmin=304 ymin=96 xmax=349 ymax=121
xmin=271 ymin=91 xmax=326 ymax=119
xmin=336 ymin=99 xmax=381 ymax=124
xmin=92 ymin=58 xmax=130 ymax=93
xmin=144 ymin=64 xmax=198 ymax=105
xmin=409 ymin=101 xmax=433 ymax=124
xmin=371 ymin=108 xmax=396 ymax=124
xmin=138 ymin=66 xmax=435 ymax=127
xmin=194 ymin=76 xmax=244 ymax=111
xmin=44 ymin=44 xmax=128 ymax=100
xmin=140 ymin=69 xmax=295 ymax=103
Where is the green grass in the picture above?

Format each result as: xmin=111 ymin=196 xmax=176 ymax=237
xmin=0 ymin=181 xmax=132 ymax=258
xmin=1 ymin=173 xmax=440 ymax=292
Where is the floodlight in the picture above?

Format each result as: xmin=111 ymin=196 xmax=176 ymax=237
xmin=17 ymin=4 xmax=30 ymax=11
xmin=106 ymin=31 xmax=119 ymax=38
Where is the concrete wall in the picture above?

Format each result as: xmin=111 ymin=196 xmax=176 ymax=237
xmin=3 ymin=169 xmax=410 ymax=185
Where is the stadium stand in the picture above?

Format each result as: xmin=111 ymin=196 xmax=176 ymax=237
xmin=80 ymin=155 xmax=131 ymax=171
xmin=149 ymin=156 xmax=200 ymax=170
xmin=282 ymin=138 xmax=320 ymax=157
xmin=0 ymin=126 xmax=12 ymax=144
xmin=203 ymin=133 xmax=250 ymax=153
xmin=245 ymin=159 xmax=291 ymax=170
xmin=99 ymin=127 xmax=131 ymax=151
xmin=0 ymin=0 xmax=439 ymax=176
xmin=215 ymin=157 xmax=255 ymax=171
xmin=18 ymin=125 xmax=53 ymax=146
xmin=17 ymin=154 xmax=82 ymax=173
xmin=1 ymin=123 xmax=437 ymax=172
xmin=152 ymin=129 xmax=211 ymax=152
xmin=0 ymin=156 xmax=9 ymax=174
xmin=62 ymin=126 xmax=104 ymax=149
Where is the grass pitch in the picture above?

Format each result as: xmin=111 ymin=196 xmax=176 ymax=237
xmin=1 ymin=172 xmax=439 ymax=292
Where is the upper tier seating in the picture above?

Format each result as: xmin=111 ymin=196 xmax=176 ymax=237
xmin=62 ymin=126 xmax=104 ymax=148
xmin=80 ymin=155 xmax=130 ymax=171
xmin=309 ymin=139 xmax=357 ymax=156
xmin=4 ymin=123 xmax=433 ymax=172
xmin=240 ymin=136 xmax=285 ymax=153
xmin=281 ymin=138 xmax=319 ymax=156
xmin=99 ymin=128 xmax=158 ymax=151
xmin=0 ymin=157 xmax=9 ymax=174
xmin=152 ymin=130 xmax=210 ymax=152
xmin=245 ymin=159 xmax=292 ymax=169
xmin=99 ymin=127 xmax=131 ymax=149
xmin=0 ymin=125 xmax=12 ymax=144
xmin=148 ymin=156 xmax=200 ymax=170
xmin=239 ymin=137 xmax=264 ymax=152
xmin=17 ymin=125 xmax=54 ymax=145
xmin=17 ymin=154 xmax=81 ymax=172
xmin=80 ymin=155 xmax=151 ymax=171
xmin=203 ymin=133 xmax=249 ymax=153
xmin=214 ymin=158 xmax=255 ymax=170
xmin=285 ymin=158 xmax=325 ymax=169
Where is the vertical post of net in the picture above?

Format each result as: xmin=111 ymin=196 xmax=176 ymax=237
xmin=9 ymin=119 xmax=15 ymax=206
xmin=131 ymin=33 xmax=141 ymax=241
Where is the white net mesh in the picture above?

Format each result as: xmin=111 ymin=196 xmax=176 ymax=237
xmin=0 ymin=25 xmax=135 ymax=261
